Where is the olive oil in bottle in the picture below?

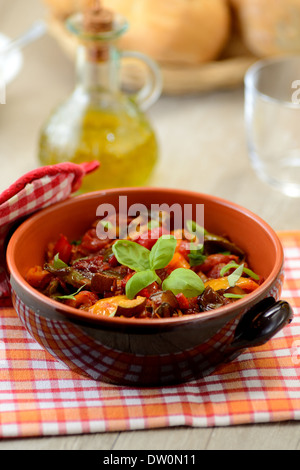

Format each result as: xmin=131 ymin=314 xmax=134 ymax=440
xmin=38 ymin=2 xmax=162 ymax=192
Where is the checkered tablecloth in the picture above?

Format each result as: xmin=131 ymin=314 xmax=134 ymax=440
xmin=0 ymin=231 xmax=299 ymax=439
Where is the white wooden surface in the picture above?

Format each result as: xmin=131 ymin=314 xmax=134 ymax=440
xmin=0 ymin=0 xmax=299 ymax=450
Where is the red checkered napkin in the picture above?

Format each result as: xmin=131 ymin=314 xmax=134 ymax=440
xmin=0 ymin=161 xmax=99 ymax=303
xmin=0 ymin=232 xmax=299 ymax=439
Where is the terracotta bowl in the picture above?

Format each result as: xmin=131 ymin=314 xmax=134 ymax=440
xmin=6 ymin=188 xmax=293 ymax=386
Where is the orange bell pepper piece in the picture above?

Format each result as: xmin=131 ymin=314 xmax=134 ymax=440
xmin=26 ymin=266 xmax=52 ymax=289
xmin=167 ymin=252 xmax=191 ymax=270
xmin=205 ymin=277 xmax=259 ymax=293
xmin=65 ymin=291 xmax=99 ymax=309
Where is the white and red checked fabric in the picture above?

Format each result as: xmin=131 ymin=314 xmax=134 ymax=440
xmin=0 ymin=161 xmax=99 ymax=302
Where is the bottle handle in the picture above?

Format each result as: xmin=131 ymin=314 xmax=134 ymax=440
xmin=120 ymin=50 xmax=163 ymax=111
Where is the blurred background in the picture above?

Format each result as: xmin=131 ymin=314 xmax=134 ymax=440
xmin=2 ymin=0 xmax=300 ymax=230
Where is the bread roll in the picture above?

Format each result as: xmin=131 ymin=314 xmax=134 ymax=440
xmin=102 ymin=0 xmax=231 ymax=65
xmin=231 ymin=0 xmax=300 ymax=57
xmin=43 ymin=0 xmax=231 ymax=65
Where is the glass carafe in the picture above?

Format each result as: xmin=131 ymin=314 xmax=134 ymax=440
xmin=38 ymin=5 xmax=162 ymax=192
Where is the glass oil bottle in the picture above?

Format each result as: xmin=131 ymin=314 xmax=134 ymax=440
xmin=38 ymin=2 xmax=162 ymax=192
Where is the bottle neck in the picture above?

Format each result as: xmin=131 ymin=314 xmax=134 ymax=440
xmin=75 ymin=44 xmax=120 ymax=94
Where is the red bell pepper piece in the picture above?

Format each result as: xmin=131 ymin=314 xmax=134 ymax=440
xmin=176 ymin=293 xmax=190 ymax=310
xmin=135 ymin=227 xmax=170 ymax=250
xmin=108 ymin=254 xmax=118 ymax=267
xmin=121 ymin=273 xmax=134 ymax=290
xmin=80 ymin=229 xmax=110 ymax=253
xmin=137 ymin=282 xmax=160 ymax=299
xmin=198 ymin=254 xmax=239 ymax=274
xmin=176 ymin=240 xmax=191 ymax=260
xmin=53 ymin=234 xmax=72 ymax=264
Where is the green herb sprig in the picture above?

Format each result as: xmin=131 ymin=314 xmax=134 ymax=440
xmin=185 ymin=220 xmax=207 ymax=267
xmin=188 ymin=243 xmax=206 ymax=267
xmin=162 ymin=268 xmax=205 ymax=298
xmin=223 ymin=293 xmax=246 ymax=299
xmin=55 ymin=284 xmax=87 ymax=301
xmin=227 ymin=263 xmax=245 ymax=287
xmin=186 ymin=220 xmax=207 ymax=239
xmin=53 ymin=253 xmax=68 ymax=269
xmin=220 ymin=261 xmax=259 ymax=283
xmin=112 ymin=235 xmax=205 ymax=300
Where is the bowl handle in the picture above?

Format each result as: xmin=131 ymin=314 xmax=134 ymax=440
xmin=230 ymin=297 xmax=293 ymax=353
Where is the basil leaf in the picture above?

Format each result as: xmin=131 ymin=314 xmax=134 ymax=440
xmin=186 ymin=220 xmax=207 ymax=240
xmin=243 ymin=267 xmax=259 ymax=280
xmin=188 ymin=243 xmax=206 ymax=267
xmin=126 ymin=270 xmax=159 ymax=300
xmin=100 ymin=220 xmax=113 ymax=231
xmin=228 ymin=264 xmax=244 ymax=287
xmin=223 ymin=293 xmax=246 ymax=299
xmin=162 ymin=268 xmax=205 ymax=298
xmin=149 ymin=235 xmax=177 ymax=270
xmin=112 ymin=240 xmax=150 ymax=272
xmin=53 ymin=253 xmax=68 ymax=269
xmin=220 ymin=261 xmax=236 ymax=277
xmin=55 ymin=284 xmax=87 ymax=301
xmin=220 ymin=261 xmax=259 ymax=280
xmin=189 ymin=253 xmax=207 ymax=267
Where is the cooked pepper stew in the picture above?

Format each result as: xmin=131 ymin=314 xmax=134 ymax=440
xmin=26 ymin=214 xmax=263 ymax=319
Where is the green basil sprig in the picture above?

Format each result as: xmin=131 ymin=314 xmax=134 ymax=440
xmin=112 ymin=235 xmax=205 ymax=300
xmin=149 ymin=235 xmax=177 ymax=270
xmin=125 ymin=270 xmax=161 ymax=300
xmin=186 ymin=220 xmax=207 ymax=240
xmin=112 ymin=240 xmax=151 ymax=272
xmin=55 ymin=284 xmax=87 ymax=301
xmin=112 ymin=236 xmax=177 ymax=299
xmin=162 ymin=268 xmax=205 ymax=298
xmin=227 ymin=264 xmax=245 ymax=288
xmin=53 ymin=253 xmax=68 ymax=269
xmin=185 ymin=220 xmax=208 ymax=267
xmin=220 ymin=261 xmax=259 ymax=282
xmin=188 ymin=243 xmax=206 ymax=267
xmin=223 ymin=293 xmax=246 ymax=299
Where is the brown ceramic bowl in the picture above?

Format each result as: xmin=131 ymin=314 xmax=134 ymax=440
xmin=6 ymin=188 xmax=293 ymax=386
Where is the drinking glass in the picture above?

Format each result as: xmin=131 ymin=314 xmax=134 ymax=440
xmin=245 ymin=56 xmax=300 ymax=197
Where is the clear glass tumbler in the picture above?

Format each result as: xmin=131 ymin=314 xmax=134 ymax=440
xmin=245 ymin=56 xmax=300 ymax=197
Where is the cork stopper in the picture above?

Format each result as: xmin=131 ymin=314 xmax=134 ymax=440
xmin=83 ymin=1 xmax=113 ymax=34
xmin=81 ymin=1 xmax=114 ymax=62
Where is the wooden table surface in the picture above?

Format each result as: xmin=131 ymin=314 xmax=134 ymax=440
xmin=1 ymin=0 xmax=299 ymax=451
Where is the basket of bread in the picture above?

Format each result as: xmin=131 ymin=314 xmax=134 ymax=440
xmin=43 ymin=0 xmax=300 ymax=94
